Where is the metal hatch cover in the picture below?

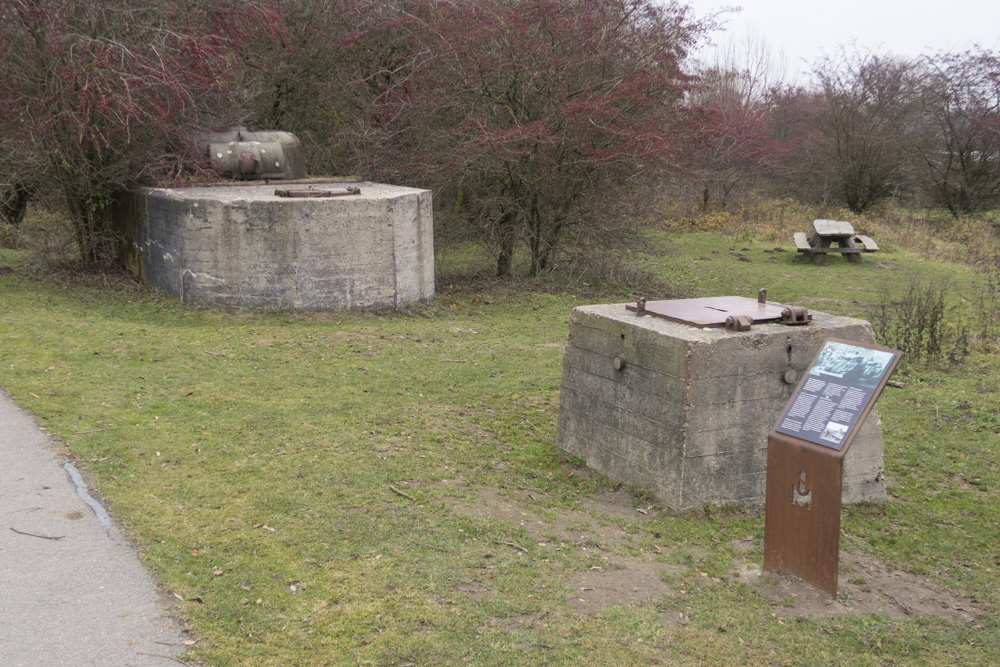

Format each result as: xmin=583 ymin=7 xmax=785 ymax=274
xmin=625 ymin=296 xmax=787 ymax=328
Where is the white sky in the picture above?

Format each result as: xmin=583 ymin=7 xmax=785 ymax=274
xmin=694 ymin=0 xmax=1000 ymax=82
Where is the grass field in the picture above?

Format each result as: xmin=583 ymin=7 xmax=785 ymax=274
xmin=1 ymin=210 xmax=999 ymax=665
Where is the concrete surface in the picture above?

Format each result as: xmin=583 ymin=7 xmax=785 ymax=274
xmin=115 ymin=180 xmax=435 ymax=310
xmin=555 ymin=303 xmax=888 ymax=510
xmin=0 ymin=390 xmax=189 ymax=666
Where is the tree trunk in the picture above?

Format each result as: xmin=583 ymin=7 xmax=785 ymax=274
xmin=492 ymin=208 xmax=520 ymax=278
xmin=0 ymin=182 xmax=34 ymax=227
xmin=66 ymin=193 xmax=121 ymax=265
xmin=529 ymin=218 xmax=563 ymax=277
xmin=496 ymin=234 xmax=515 ymax=278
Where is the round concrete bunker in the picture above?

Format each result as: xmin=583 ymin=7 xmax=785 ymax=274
xmin=120 ymin=181 xmax=434 ymax=310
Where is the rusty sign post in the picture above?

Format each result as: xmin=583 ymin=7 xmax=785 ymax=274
xmin=764 ymin=339 xmax=902 ymax=596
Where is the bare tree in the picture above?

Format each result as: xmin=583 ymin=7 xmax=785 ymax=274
xmin=812 ymin=47 xmax=923 ymax=213
xmin=242 ymin=0 xmax=413 ymax=177
xmin=915 ymin=49 xmax=1000 ymax=218
xmin=689 ymin=31 xmax=788 ymax=207
xmin=698 ymin=29 xmax=791 ymax=107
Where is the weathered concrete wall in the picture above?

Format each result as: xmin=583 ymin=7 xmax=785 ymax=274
xmin=117 ymin=182 xmax=434 ymax=310
xmin=556 ymin=304 xmax=887 ymax=510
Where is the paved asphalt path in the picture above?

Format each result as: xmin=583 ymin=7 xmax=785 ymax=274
xmin=0 ymin=390 xmax=190 ymax=666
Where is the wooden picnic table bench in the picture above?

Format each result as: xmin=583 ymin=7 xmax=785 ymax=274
xmin=793 ymin=220 xmax=879 ymax=265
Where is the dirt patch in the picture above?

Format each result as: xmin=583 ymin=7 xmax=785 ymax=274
xmin=734 ymin=552 xmax=985 ymax=622
xmin=452 ymin=582 xmax=493 ymax=597
xmin=484 ymin=611 xmax=549 ymax=633
xmin=577 ymin=487 xmax=657 ymax=523
xmin=446 ymin=486 xmax=984 ymax=622
xmin=443 ymin=485 xmax=646 ymax=550
xmin=566 ymin=554 xmax=683 ymax=616
xmin=445 ymin=485 xmax=680 ymax=613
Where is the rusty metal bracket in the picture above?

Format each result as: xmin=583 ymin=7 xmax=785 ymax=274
xmin=725 ymin=314 xmax=753 ymax=331
xmin=780 ymin=306 xmax=812 ymax=326
xmin=634 ymin=297 xmax=648 ymax=316
xmin=240 ymin=152 xmax=259 ymax=175
xmin=274 ymin=186 xmax=361 ymax=198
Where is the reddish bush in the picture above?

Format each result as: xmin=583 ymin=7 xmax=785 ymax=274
xmin=348 ymin=0 xmax=712 ymax=276
xmin=0 ymin=0 xmax=282 ymax=261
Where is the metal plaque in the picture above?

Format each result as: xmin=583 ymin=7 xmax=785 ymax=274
xmin=775 ymin=340 xmax=902 ymax=451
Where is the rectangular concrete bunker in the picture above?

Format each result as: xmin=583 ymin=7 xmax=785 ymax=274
xmin=555 ymin=303 xmax=887 ymax=510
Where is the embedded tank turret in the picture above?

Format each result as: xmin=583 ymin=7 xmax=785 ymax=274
xmin=197 ymin=127 xmax=306 ymax=180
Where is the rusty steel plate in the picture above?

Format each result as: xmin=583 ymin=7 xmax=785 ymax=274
xmin=764 ymin=431 xmax=845 ymax=596
xmin=626 ymin=296 xmax=786 ymax=328
xmin=274 ymin=186 xmax=361 ymax=198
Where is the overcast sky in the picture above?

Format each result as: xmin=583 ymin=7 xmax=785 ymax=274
xmin=694 ymin=0 xmax=1000 ymax=82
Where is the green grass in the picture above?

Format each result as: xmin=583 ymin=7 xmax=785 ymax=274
xmin=633 ymin=231 xmax=985 ymax=315
xmin=1 ymin=226 xmax=999 ymax=665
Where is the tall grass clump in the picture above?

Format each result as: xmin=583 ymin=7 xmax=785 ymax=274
xmin=869 ymin=269 xmax=1000 ymax=365
xmin=870 ymin=278 xmax=953 ymax=363
xmin=3 ymin=204 xmax=78 ymax=271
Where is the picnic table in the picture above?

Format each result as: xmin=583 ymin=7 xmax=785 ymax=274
xmin=793 ymin=219 xmax=879 ymax=265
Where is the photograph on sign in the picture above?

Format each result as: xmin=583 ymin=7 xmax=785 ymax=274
xmin=810 ymin=342 xmax=896 ymax=389
xmin=775 ymin=341 xmax=900 ymax=450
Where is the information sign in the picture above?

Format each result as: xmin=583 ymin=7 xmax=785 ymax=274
xmin=774 ymin=340 xmax=901 ymax=451
xmin=764 ymin=338 xmax=901 ymax=596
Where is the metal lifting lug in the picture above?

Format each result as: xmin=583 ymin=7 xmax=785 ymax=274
xmin=780 ymin=306 xmax=812 ymax=325
xmin=725 ymin=314 xmax=753 ymax=332
xmin=635 ymin=297 xmax=648 ymax=316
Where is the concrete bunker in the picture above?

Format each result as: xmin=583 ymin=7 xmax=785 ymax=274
xmin=555 ymin=297 xmax=888 ymax=510
xmin=115 ymin=180 xmax=434 ymax=310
